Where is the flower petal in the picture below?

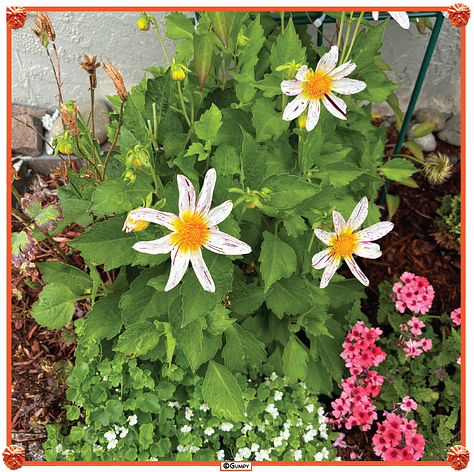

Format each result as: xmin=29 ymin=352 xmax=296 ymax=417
xmin=354 ymin=242 xmax=382 ymax=259
xmin=306 ymin=98 xmax=321 ymax=131
xmin=196 ymin=168 xmax=216 ymax=216
xmin=322 ymin=93 xmax=347 ymax=120
xmin=132 ymin=234 xmax=175 ymax=254
xmin=328 ymin=61 xmax=356 ymax=81
xmin=283 ymin=94 xmax=310 ymax=121
xmin=295 ymin=65 xmax=311 ymax=82
xmin=204 ymin=231 xmax=252 ymax=255
xmin=356 ymin=221 xmax=394 ymax=242
xmin=332 ymin=78 xmax=367 ymax=95
xmin=316 ymin=45 xmax=338 ymax=75
xmin=165 ymin=248 xmax=191 ymax=292
xmin=320 ymin=254 xmax=340 ymax=288
xmin=388 ymin=11 xmax=410 ymax=29
xmin=177 ymin=174 xmax=196 ymax=216
xmin=206 ymin=200 xmax=233 ymax=227
xmin=372 ymin=11 xmax=379 ymax=20
xmin=345 ymin=254 xmax=369 ymax=286
xmin=312 ymin=247 xmax=334 ymax=269
xmin=190 ymin=248 xmax=215 ymax=292
xmin=332 ymin=210 xmax=347 ymax=235
xmin=313 ymin=228 xmax=336 ymax=246
xmin=346 ymin=197 xmax=368 ymax=232
xmin=281 ymin=79 xmax=305 ymax=96
xmin=128 ymin=208 xmax=177 ymax=231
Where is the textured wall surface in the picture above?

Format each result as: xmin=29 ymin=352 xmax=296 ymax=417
xmin=11 ymin=11 xmax=461 ymax=115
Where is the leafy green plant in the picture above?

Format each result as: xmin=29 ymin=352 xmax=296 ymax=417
xmin=431 ymin=193 xmax=461 ymax=253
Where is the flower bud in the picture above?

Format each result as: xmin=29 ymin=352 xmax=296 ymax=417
xmin=298 ymin=110 xmax=308 ymax=129
xmin=123 ymin=208 xmax=150 ymax=233
xmin=126 ymin=144 xmax=150 ymax=168
xmin=171 ymin=64 xmax=186 ymax=82
xmin=123 ymin=169 xmax=137 ymax=184
xmin=56 ymin=134 xmax=76 ymax=155
xmin=138 ymin=12 xmax=151 ymax=31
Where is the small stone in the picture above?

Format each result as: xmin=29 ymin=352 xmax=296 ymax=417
xmin=51 ymin=99 xmax=111 ymax=144
xmin=12 ymin=105 xmax=46 ymax=121
xmin=387 ymin=115 xmax=397 ymax=124
xmin=437 ymin=115 xmax=461 ymax=147
xmin=11 ymin=114 xmax=43 ymax=157
xmin=415 ymin=108 xmax=446 ymax=132
xmin=407 ymin=123 xmax=437 ymax=152
xmin=380 ymin=120 xmax=391 ymax=127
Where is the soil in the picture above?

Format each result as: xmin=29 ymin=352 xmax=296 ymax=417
xmin=9 ymin=122 xmax=461 ymax=461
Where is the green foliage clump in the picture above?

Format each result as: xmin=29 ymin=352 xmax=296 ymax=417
xmin=431 ymin=194 xmax=461 ymax=252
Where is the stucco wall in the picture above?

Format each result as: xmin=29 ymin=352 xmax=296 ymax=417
xmin=11 ymin=10 xmax=461 ymax=115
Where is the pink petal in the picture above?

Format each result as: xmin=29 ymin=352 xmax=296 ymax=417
xmin=312 ymin=247 xmax=334 ymax=270
xmin=332 ymin=78 xmax=367 ymax=95
xmin=204 ymin=231 xmax=252 ymax=255
xmin=388 ymin=11 xmax=410 ymax=29
xmin=354 ymin=242 xmax=382 ymax=259
xmin=165 ymin=247 xmax=191 ymax=292
xmin=295 ymin=65 xmax=311 ymax=82
xmin=206 ymin=200 xmax=233 ymax=227
xmin=283 ymin=94 xmax=310 ymax=121
xmin=195 ymin=168 xmax=216 ymax=216
xmin=313 ymin=228 xmax=336 ymax=246
xmin=177 ymin=174 xmax=196 ymax=217
xmin=316 ymin=45 xmax=338 ymax=75
xmin=190 ymin=248 xmax=215 ymax=292
xmin=346 ymin=197 xmax=368 ymax=232
xmin=281 ymin=79 xmax=305 ymax=96
xmin=328 ymin=61 xmax=356 ymax=81
xmin=320 ymin=254 xmax=340 ymax=288
xmin=132 ymin=234 xmax=175 ymax=254
xmin=322 ymin=93 xmax=347 ymax=121
xmin=356 ymin=221 xmax=394 ymax=242
xmin=332 ymin=210 xmax=347 ymax=235
xmin=306 ymin=98 xmax=321 ymax=131
xmin=372 ymin=11 xmax=379 ymax=20
xmin=345 ymin=254 xmax=369 ymax=286
xmin=128 ymin=208 xmax=177 ymax=231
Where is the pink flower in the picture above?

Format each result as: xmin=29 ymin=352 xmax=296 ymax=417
xmin=399 ymin=323 xmax=408 ymax=331
xmin=384 ymin=447 xmax=403 ymax=461
xmin=420 ymin=338 xmax=432 ymax=352
xmin=451 ymin=308 xmax=461 ymax=326
xmin=400 ymin=446 xmax=414 ymax=461
xmin=400 ymin=396 xmax=417 ymax=413
xmin=408 ymin=316 xmax=425 ymax=335
xmin=333 ymin=433 xmax=347 ymax=448
xmin=403 ymin=339 xmax=423 ymax=359
xmin=400 ymin=272 xmax=416 ymax=284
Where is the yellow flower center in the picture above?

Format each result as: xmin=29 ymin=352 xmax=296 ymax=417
xmin=171 ymin=211 xmax=210 ymax=252
xmin=330 ymin=232 xmax=358 ymax=258
xmin=303 ymin=71 xmax=333 ymax=100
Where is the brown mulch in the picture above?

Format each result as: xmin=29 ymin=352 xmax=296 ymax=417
xmin=10 ymin=122 xmax=462 ymax=461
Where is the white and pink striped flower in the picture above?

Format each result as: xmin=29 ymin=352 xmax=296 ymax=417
xmin=312 ymin=197 xmax=394 ymax=288
xmin=280 ymin=45 xmax=366 ymax=131
xmin=125 ymin=168 xmax=251 ymax=292
xmin=372 ymin=11 xmax=410 ymax=29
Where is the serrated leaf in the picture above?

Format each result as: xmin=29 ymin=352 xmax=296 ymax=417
xmin=194 ymin=103 xmax=223 ymax=144
xmin=313 ymin=162 xmax=367 ymax=188
xmin=398 ymin=177 xmax=419 ymax=188
xmin=30 ymin=283 xmax=82 ymax=330
xmin=214 ymin=109 xmax=253 ymax=151
xmin=229 ymin=283 xmax=265 ymax=316
xmin=282 ymin=335 xmax=308 ymax=384
xmin=202 ymin=360 xmax=245 ymax=421
xmin=265 ymin=277 xmax=313 ymax=319
xmin=412 ymin=122 xmax=436 ymax=138
xmin=184 ymin=142 xmax=208 ymax=162
xmin=37 ymin=261 xmax=93 ymax=296
xmin=222 ymin=323 xmax=267 ymax=372
xmin=282 ymin=215 xmax=307 ymax=238
xmin=254 ymin=73 xmax=283 ymax=98
xmin=11 ymin=231 xmax=35 ymax=268
xmin=21 ymin=194 xmax=64 ymax=232
xmin=144 ymin=72 xmax=171 ymax=130
xmin=259 ymin=231 xmax=297 ymax=292
xmin=270 ymin=19 xmax=306 ymax=76
xmin=241 ymin=128 xmax=266 ymax=190
xmin=113 ymin=321 xmax=161 ymax=356
xmin=165 ymin=11 xmax=194 ymax=40
xmin=206 ymin=305 xmax=235 ymax=336
xmin=386 ymin=92 xmax=405 ymax=130
xmin=211 ymin=144 xmax=241 ymax=177
xmin=378 ymin=158 xmax=419 ymax=182
xmin=251 ymin=98 xmax=289 ymax=142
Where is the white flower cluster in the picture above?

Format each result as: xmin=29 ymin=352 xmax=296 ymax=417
xmin=218 ymin=422 xmax=234 ymax=432
xmin=241 ymin=422 xmax=253 ymax=434
xmin=265 ymin=403 xmax=279 ymax=419
xmin=185 ymin=407 xmax=194 ymax=421
xmin=127 ymin=414 xmax=137 ymax=426
xmin=314 ymin=446 xmax=329 ymax=461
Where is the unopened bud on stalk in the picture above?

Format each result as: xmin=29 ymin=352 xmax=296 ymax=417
xmin=103 ymin=61 xmax=128 ymax=102
xmin=298 ymin=109 xmax=308 ymax=129
xmin=138 ymin=12 xmax=151 ymax=31
xmin=123 ymin=208 xmax=150 ymax=233
xmin=123 ymin=169 xmax=137 ymax=184
xmin=275 ymin=60 xmax=304 ymax=79
xmin=54 ymin=131 xmax=76 ymax=155
xmin=126 ymin=144 xmax=150 ymax=168
xmin=168 ymin=57 xmax=190 ymax=82
xmin=59 ymin=102 xmax=81 ymax=138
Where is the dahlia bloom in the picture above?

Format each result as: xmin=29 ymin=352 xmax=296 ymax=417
xmin=126 ymin=169 xmax=251 ymax=292
xmin=281 ymin=45 xmax=366 ymax=131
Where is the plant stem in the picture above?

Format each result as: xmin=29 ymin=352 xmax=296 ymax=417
xmin=305 ymin=12 xmax=332 ymax=44
xmin=45 ymin=47 xmax=63 ymax=111
xmin=280 ymin=11 xmax=285 ymax=34
xmin=307 ymin=232 xmax=315 ymax=252
xmin=391 ymin=153 xmax=425 ymax=165
xmin=342 ymin=11 xmax=364 ymax=63
xmin=150 ymin=15 xmax=171 ymax=65
xmin=177 ymin=81 xmax=191 ymax=127
xmin=340 ymin=11 xmax=353 ymax=66
xmin=102 ymin=101 xmax=124 ymax=180
xmin=11 ymin=184 xmax=23 ymax=205
xmin=11 ymin=116 xmax=54 ymax=152
xmin=336 ymin=13 xmax=345 ymax=51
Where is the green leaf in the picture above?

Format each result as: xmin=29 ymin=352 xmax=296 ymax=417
xmin=194 ymin=31 xmax=214 ymax=91
xmin=136 ymin=392 xmax=161 ymax=414
xmin=209 ymin=11 xmax=228 ymax=50
xmin=266 ymin=277 xmax=313 ymax=319
xmin=404 ymin=140 xmax=424 ymax=161
xmin=412 ymin=122 xmax=436 ymax=138
xmin=386 ymin=194 xmax=400 ymax=220
xmin=82 ymin=290 xmax=124 ymax=342
xmin=214 ymin=109 xmax=253 ymax=151
xmin=145 ymin=71 xmax=171 ymax=129
xmin=113 ymin=321 xmax=161 ymax=356
xmin=241 ymin=128 xmax=266 ymax=190
xmin=222 ymin=323 xmax=267 ymax=372
xmin=211 ymin=144 xmax=241 ymax=176
xmin=264 ymin=138 xmax=293 ymax=177
xmin=282 ymin=215 xmax=307 ymax=238
xmin=282 ymin=335 xmax=308 ymax=384
xmin=305 ymin=356 xmax=332 ymax=395
xmin=378 ymin=158 xmax=419 ymax=182
xmin=259 ymin=231 xmax=297 ymax=292
xmin=57 ymin=183 xmax=92 ymax=226
xmin=398 ymin=177 xmax=419 ymax=188
xmin=229 ymin=283 xmax=266 ymax=316
xmin=156 ymin=381 xmax=176 ymax=400
xmin=206 ymin=305 xmax=235 ymax=336
xmin=251 ymin=98 xmax=289 ymax=142
xmin=254 ymin=73 xmax=284 ymax=98
xmin=202 ymin=360 xmax=246 ymax=421
xmin=21 ymin=194 xmax=64 ymax=232
xmin=313 ymin=162 xmax=367 ymax=188
xmin=69 ymin=426 xmax=84 ymax=442
xmin=30 ymin=283 xmax=82 ymax=330
xmin=194 ymin=104 xmax=223 ymax=144
xmin=67 ymin=405 xmax=80 ymax=420
xmin=354 ymin=68 xmax=399 ymax=104
xmin=184 ymin=142 xmax=208 ymax=162
xmin=37 ymin=261 xmax=92 ymax=296
xmin=180 ymin=251 xmax=233 ymax=327
xmin=90 ymin=407 xmax=109 ymax=426
xmin=386 ymin=92 xmax=405 ymax=131
xmin=165 ymin=11 xmax=194 ymax=40
xmin=106 ymin=400 xmax=123 ymax=423
xmin=11 ymin=231 xmax=35 ymax=268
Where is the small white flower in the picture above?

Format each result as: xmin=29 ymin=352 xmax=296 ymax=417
xmin=104 ymin=430 xmax=116 ymax=441
xmin=199 ymin=403 xmax=209 ymax=412
xmin=241 ymin=423 xmax=253 ymax=434
xmin=319 ymin=423 xmax=327 ymax=432
xmin=239 ymin=447 xmax=251 ymax=459
xmin=127 ymin=414 xmax=137 ymax=426
xmin=317 ymin=407 xmax=325 ymax=416
xmin=273 ymin=437 xmax=283 ymax=447
xmin=204 ymin=426 xmax=215 ymax=436
xmin=120 ymin=427 xmax=129 ymax=438
xmin=335 ymin=457 xmax=342 ymax=461
xmin=55 ymin=444 xmax=63 ymax=453
xmin=257 ymin=423 xmax=266 ymax=433
xmin=270 ymin=372 xmax=278 ymax=381
xmin=320 ymin=430 xmax=328 ymax=439
xmin=283 ymin=420 xmax=292 ymax=429
xmin=190 ymin=445 xmax=200 ymax=453
xmin=274 ymin=391 xmax=283 ymax=401
xmin=92 ymin=444 xmax=103 ymax=453
xmin=299 ymin=382 xmax=307 ymax=389
xmin=83 ymin=425 xmax=89 ymax=430
xmin=181 ymin=425 xmax=192 ymax=433
xmin=234 ymin=454 xmax=243 ymax=461
xmin=296 ymin=419 xmax=303 ymax=427
xmin=315 ymin=452 xmax=324 ymax=461
xmin=293 ymin=450 xmax=303 ymax=461
xmin=114 ymin=424 xmax=120 ymax=433
xmin=217 ymin=450 xmax=225 ymax=460
xmin=177 ymin=445 xmax=189 ymax=452
xmin=264 ymin=377 xmax=271 ymax=387
xmin=148 ymin=457 xmax=159 ymax=461
xmin=280 ymin=429 xmax=291 ymax=440
xmin=103 ymin=376 xmax=108 ymax=381
xmin=251 ymin=443 xmax=260 ymax=452
xmin=318 ymin=415 xmax=326 ymax=424
xmin=305 ymin=404 xmax=315 ymax=413
xmin=62 ymin=449 xmax=74 ymax=458
xmin=321 ymin=447 xmax=329 ymax=459
xmin=219 ymin=422 xmax=233 ymax=432
xmin=185 ymin=407 xmax=194 ymax=421
xmin=107 ymin=439 xmax=118 ymax=450
xmin=303 ymin=430 xmax=316 ymax=443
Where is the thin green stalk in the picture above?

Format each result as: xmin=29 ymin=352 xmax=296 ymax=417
xmin=280 ymin=11 xmax=285 ymax=34
xmin=45 ymin=47 xmax=63 ymax=110
xmin=89 ymin=75 xmax=98 ymax=181
xmin=11 ymin=116 xmax=54 ymax=152
xmin=340 ymin=12 xmax=353 ymax=66
xmin=336 ymin=12 xmax=345 ymax=50
xmin=11 ymin=184 xmax=23 ymax=205
xmin=342 ymin=11 xmax=364 ymax=63
xmin=307 ymin=232 xmax=315 ymax=252
xmin=177 ymin=81 xmax=191 ymax=127
xmin=150 ymin=15 xmax=171 ymax=65
xmin=391 ymin=153 xmax=425 ymax=165
xmin=102 ymin=101 xmax=124 ymax=180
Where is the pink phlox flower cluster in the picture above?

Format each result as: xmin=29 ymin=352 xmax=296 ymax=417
xmin=329 ymin=322 xmax=386 ymax=432
xmin=399 ymin=316 xmax=432 ymax=360
xmin=391 ymin=272 xmax=434 ymax=314
xmin=400 ymin=396 xmax=417 ymax=413
xmin=373 ymin=413 xmax=425 ymax=461
xmin=450 ymin=307 xmax=461 ymax=326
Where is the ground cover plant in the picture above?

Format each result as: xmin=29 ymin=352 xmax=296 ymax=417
xmin=10 ymin=9 xmax=461 ymax=462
